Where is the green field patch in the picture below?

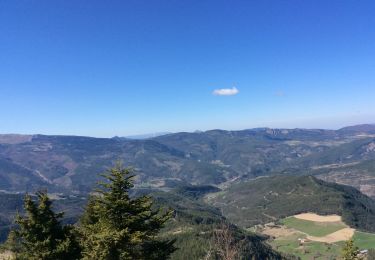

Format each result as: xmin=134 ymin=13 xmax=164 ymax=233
xmin=353 ymin=231 xmax=375 ymax=249
xmin=270 ymin=233 xmax=303 ymax=256
xmin=281 ymin=217 xmax=346 ymax=237
xmin=270 ymin=233 xmax=343 ymax=260
xmin=266 ymin=217 xmax=375 ymax=259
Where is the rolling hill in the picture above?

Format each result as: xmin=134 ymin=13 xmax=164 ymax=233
xmin=206 ymin=175 xmax=375 ymax=232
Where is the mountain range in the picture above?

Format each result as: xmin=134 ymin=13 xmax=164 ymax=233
xmin=1 ymin=124 xmax=375 ymax=198
xmin=1 ymin=124 xmax=375 ymax=258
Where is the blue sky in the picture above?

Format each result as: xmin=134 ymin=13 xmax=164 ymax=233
xmin=1 ymin=0 xmax=374 ymax=137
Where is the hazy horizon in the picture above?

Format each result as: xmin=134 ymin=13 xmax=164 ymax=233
xmin=1 ymin=120 xmax=374 ymax=138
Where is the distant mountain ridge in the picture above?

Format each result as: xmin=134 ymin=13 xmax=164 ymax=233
xmin=339 ymin=124 xmax=375 ymax=133
xmin=122 ymin=132 xmax=172 ymax=139
xmin=0 ymin=134 xmax=33 ymax=144
xmin=0 ymin=124 xmax=375 ymax=197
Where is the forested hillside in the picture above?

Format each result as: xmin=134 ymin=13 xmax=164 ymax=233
xmin=0 ymin=185 xmax=285 ymax=259
xmin=207 ymin=175 xmax=375 ymax=232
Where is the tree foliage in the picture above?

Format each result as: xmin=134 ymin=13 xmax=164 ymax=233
xmin=79 ymin=164 xmax=176 ymax=259
xmin=342 ymin=239 xmax=359 ymax=260
xmin=9 ymin=191 xmax=81 ymax=260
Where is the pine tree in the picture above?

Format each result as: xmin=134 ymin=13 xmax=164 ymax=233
xmin=342 ymin=239 xmax=358 ymax=260
xmin=79 ymin=164 xmax=176 ymax=259
xmin=9 ymin=191 xmax=81 ymax=260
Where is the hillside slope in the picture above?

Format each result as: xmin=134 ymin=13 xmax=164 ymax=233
xmin=0 ymin=189 xmax=285 ymax=259
xmin=0 ymin=125 xmax=374 ymax=195
xmin=206 ymin=175 xmax=375 ymax=232
xmin=153 ymin=190 xmax=285 ymax=259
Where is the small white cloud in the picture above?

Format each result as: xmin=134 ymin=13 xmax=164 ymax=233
xmin=212 ymin=87 xmax=239 ymax=96
xmin=274 ymin=91 xmax=285 ymax=97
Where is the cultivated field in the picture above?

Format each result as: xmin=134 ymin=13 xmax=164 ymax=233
xmin=294 ymin=213 xmax=341 ymax=222
xmin=281 ymin=217 xmax=347 ymax=238
xmin=259 ymin=213 xmax=375 ymax=260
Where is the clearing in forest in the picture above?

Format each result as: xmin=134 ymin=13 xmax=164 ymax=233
xmin=281 ymin=214 xmax=347 ymax=239
xmin=259 ymin=213 xmax=375 ymax=260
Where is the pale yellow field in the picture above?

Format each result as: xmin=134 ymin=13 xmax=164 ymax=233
xmin=307 ymin=227 xmax=355 ymax=243
xmin=293 ymin=213 xmax=355 ymax=243
xmin=262 ymin=213 xmax=355 ymax=244
xmin=294 ymin=212 xmax=342 ymax=222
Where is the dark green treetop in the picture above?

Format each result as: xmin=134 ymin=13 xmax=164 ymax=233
xmin=10 ymin=191 xmax=81 ymax=260
xmin=80 ymin=164 xmax=176 ymax=259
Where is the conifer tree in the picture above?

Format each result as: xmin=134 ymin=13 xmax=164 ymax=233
xmin=79 ymin=164 xmax=176 ymax=259
xmin=9 ymin=191 xmax=81 ymax=260
xmin=342 ymin=239 xmax=358 ymax=260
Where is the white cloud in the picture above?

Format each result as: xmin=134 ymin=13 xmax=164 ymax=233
xmin=274 ymin=91 xmax=285 ymax=97
xmin=212 ymin=87 xmax=239 ymax=96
